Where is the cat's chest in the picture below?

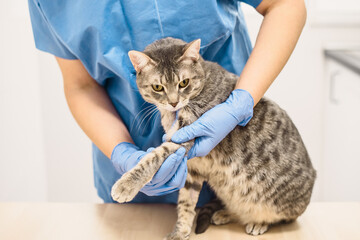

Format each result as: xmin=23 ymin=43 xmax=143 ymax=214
xmin=161 ymin=108 xmax=198 ymax=139
xmin=160 ymin=111 xmax=176 ymax=132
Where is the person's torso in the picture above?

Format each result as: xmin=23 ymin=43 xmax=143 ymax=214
xmin=38 ymin=1 xmax=252 ymax=150
xmin=37 ymin=0 xmax=254 ymax=203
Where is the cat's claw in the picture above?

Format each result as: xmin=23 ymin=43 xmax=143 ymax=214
xmin=245 ymin=223 xmax=269 ymax=236
xmin=111 ymin=172 xmax=143 ymax=203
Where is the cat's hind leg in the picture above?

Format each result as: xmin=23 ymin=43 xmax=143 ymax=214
xmin=165 ymin=175 xmax=203 ymax=240
xmin=195 ymin=198 xmax=224 ymax=234
xmin=211 ymin=209 xmax=233 ymax=225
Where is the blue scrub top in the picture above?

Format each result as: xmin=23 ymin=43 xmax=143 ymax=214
xmin=28 ymin=0 xmax=262 ymax=205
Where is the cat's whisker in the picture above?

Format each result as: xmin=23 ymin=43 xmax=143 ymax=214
xmin=141 ymin=109 xmax=160 ymax=135
xmin=131 ymin=102 xmax=151 ymax=124
xmin=130 ymin=104 xmax=156 ymax=132
xmin=130 ymin=106 xmax=154 ymax=133
xmin=134 ymin=107 xmax=157 ymax=134
xmin=154 ymin=110 xmax=161 ymax=126
xmin=135 ymin=106 xmax=158 ymax=134
xmin=138 ymin=108 xmax=158 ymax=135
xmin=153 ymin=111 xmax=162 ymax=134
xmin=131 ymin=106 xmax=157 ymax=134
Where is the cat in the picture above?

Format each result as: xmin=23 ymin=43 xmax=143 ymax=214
xmin=111 ymin=37 xmax=316 ymax=240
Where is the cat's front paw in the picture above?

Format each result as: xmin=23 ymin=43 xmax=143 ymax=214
xmin=245 ymin=223 xmax=269 ymax=236
xmin=164 ymin=225 xmax=191 ymax=240
xmin=164 ymin=231 xmax=190 ymax=240
xmin=111 ymin=172 xmax=142 ymax=203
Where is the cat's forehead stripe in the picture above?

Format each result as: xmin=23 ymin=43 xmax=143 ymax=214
xmin=160 ymin=75 xmax=165 ymax=85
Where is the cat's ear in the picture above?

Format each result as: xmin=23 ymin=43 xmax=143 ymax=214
xmin=128 ymin=51 xmax=153 ymax=72
xmin=178 ymin=39 xmax=201 ymax=63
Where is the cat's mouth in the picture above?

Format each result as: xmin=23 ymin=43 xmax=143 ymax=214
xmin=160 ymin=100 xmax=189 ymax=112
xmin=165 ymin=104 xmax=184 ymax=112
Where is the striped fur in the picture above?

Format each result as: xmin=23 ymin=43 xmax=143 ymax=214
xmin=111 ymin=38 xmax=316 ymax=240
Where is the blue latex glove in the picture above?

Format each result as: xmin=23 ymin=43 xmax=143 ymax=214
xmin=111 ymin=142 xmax=187 ymax=196
xmin=171 ymin=89 xmax=254 ymax=159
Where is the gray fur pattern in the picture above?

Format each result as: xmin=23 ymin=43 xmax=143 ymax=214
xmin=111 ymin=38 xmax=316 ymax=239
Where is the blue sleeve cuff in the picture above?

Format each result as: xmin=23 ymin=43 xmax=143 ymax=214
xmin=111 ymin=142 xmax=142 ymax=174
xmin=28 ymin=0 xmax=77 ymax=59
xmin=239 ymin=0 xmax=263 ymax=8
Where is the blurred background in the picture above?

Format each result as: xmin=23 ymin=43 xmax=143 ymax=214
xmin=0 ymin=1 xmax=359 ymax=203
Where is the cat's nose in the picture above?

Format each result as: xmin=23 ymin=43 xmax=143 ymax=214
xmin=170 ymin=102 xmax=179 ymax=108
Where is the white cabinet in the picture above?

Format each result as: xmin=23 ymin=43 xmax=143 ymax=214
xmin=322 ymin=52 xmax=360 ymax=201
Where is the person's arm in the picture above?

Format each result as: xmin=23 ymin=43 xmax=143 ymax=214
xmin=57 ymin=57 xmax=189 ymax=195
xmin=172 ymin=0 xmax=307 ymax=158
xmin=56 ymin=57 xmax=134 ymax=158
xmin=235 ymin=0 xmax=307 ymax=105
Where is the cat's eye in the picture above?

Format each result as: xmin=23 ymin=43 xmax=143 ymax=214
xmin=152 ymin=84 xmax=164 ymax=92
xmin=179 ymin=78 xmax=189 ymax=88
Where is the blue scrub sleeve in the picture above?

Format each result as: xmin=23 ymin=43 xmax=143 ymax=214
xmin=28 ymin=0 xmax=77 ymax=59
xmin=240 ymin=0 xmax=263 ymax=8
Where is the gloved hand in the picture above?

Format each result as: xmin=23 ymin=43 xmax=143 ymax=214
xmin=111 ymin=142 xmax=187 ymax=196
xmin=171 ymin=89 xmax=254 ymax=159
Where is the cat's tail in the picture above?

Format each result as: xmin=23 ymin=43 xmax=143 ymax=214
xmin=195 ymin=197 xmax=224 ymax=234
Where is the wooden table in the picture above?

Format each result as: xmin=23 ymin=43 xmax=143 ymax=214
xmin=0 ymin=202 xmax=359 ymax=240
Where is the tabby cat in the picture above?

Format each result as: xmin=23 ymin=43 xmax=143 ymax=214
xmin=111 ymin=37 xmax=316 ymax=240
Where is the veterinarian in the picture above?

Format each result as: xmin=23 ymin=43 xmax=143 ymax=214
xmin=28 ymin=0 xmax=306 ymax=204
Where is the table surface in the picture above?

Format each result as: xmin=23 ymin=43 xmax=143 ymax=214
xmin=0 ymin=202 xmax=359 ymax=240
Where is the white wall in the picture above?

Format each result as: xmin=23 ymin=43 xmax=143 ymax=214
xmin=0 ymin=1 xmax=359 ymax=202
xmin=0 ymin=1 xmax=100 ymax=202
xmin=0 ymin=1 xmax=47 ymax=201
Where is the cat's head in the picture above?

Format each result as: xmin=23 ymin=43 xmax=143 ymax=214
xmin=128 ymin=38 xmax=205 ymax=112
